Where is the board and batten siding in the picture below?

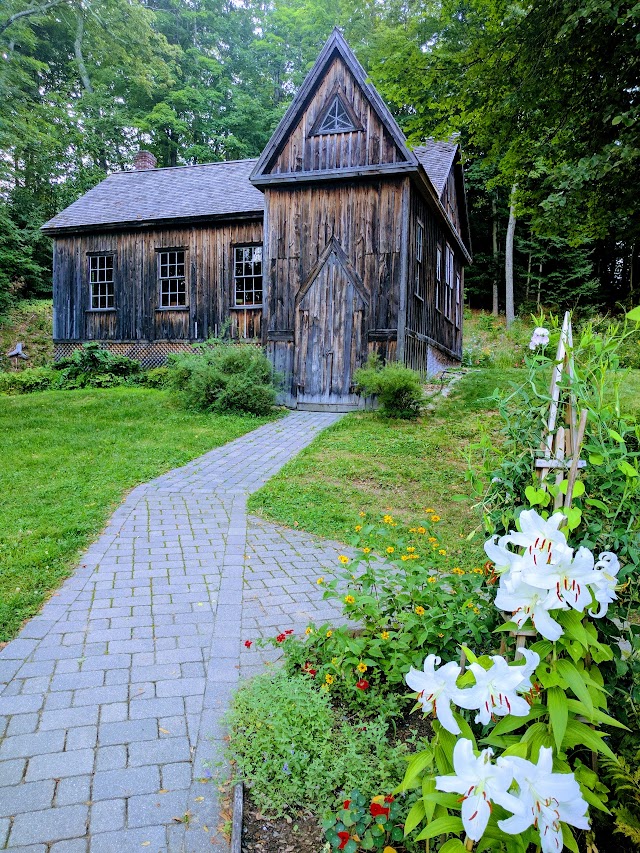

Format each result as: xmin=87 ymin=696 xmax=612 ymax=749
xmin=263 ymin=177 xmax=408 ymax=402
xmin=266 ymin=56 xmax=407 ymax=176
xmin=52 ymin=219 xmax=264 ymax=344
xmin=404 ymin=186 xmax=464 ymax=373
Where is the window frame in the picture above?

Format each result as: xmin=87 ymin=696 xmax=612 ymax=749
xmin=233 ymin=244 xmax=263 ymax=309
xmin=455 ymin=269 xmax=462 ymax=329
xmin=157 ymin=248 xmax=188 ymax=310
xmin=444 ymin=243 xmax=455 ymax=322
xmin=87 ymin=252 xmax=116 ymax=312
xmin=414 ymin=220 xmax=425 ymax=300
xmin=435 ymin=243 xmax=443 ymax=313
xmin=308 ymin=88 xmax=363 ymax=137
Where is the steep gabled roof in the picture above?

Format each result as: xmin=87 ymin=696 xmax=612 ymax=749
xmin=413 ymin=141 xmax=458 ymax=197
xmin=250 ymin=28 xmax=418 ymax=184
xmin=41 ymin=159 xmax=264 ymax=235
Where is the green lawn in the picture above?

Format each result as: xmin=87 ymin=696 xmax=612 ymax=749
xmin=0 ymin=387 xmax=274 ymax=642
xmin=248 ymin=367 xmax=640 ymax=567
xmin=248 ymin=369 xmax=522 ymax=570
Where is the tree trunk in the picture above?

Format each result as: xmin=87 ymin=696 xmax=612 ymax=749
xmin=537 ymin=263 xmax=543 ymax=308
xmin=505 ymin=184 xmax=517 ymax=329
xmin=74 ymin=12 xmax=93 ymax=94
xmin=525 ymin=251 xmax=532 ymax=302
xmin=492 ymin=197 xmax=499 ymax=316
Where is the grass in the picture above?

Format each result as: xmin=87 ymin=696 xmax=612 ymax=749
xmin=0 ymin=299 xmax=53 ymax=370
xmin=0 ymin=387 xmax=275 ymax=642
xmin=248 ymin=369 xmax=522 ymax=569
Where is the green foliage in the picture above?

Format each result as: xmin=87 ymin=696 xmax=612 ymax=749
xmin=139 ymin=366 xmax=171 ymax=389
xmin=226 ymin=669 xmax=409 ymax=818
xmin=601 ymin=754 xmax=640 ymax=847
xmin=167 ymin=341 xmax=276 ymax=415
xmin=271 ymin=515 xmax=495 ymax=714
xmin=323 ymin=789 xmax=408 ymax=852
xmin=0 ymin=366 xmax=58 ymax=394
xmin=354 ymin=359 xmax=424 ymax=419
xmin=52 ymin=342 xmax=140 ymax=388
xmin=462 ymin=312 xmax=530 ymax=369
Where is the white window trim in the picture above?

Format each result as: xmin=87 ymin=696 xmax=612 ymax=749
xmin=233 ymin=244 xmax=263 ymax=308
xmin=157 ymin=249 xmax=188 ymax=309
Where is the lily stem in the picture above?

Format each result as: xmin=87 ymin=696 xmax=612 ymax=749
xmin=464 ymin=838 xmax=474 ymax=851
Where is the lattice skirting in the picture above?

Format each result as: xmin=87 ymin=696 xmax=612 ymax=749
xmin=54 ymin=340 xmax=200 ymax=368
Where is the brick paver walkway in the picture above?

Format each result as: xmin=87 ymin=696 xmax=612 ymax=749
xmin=0 ymin=412 xmax=348 ymax=852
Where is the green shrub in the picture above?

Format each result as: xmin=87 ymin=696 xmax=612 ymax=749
xmin=167 ymin=341 xmax=276 ymax=415
xmin=0 ymin=366 xmax=58 ymax=394
xmin=354 ymin=359 xmax=423 ymax=419
xmin=139 ymin=366 xmax=171 ymax=389
xmin=53 ymin=342 xmax=140 ymax=388
xmin=226 ymin=669 xmax=409 ymax=818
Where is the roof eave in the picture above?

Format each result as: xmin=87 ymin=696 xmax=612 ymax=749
xmin=41 ymin=209 xmax=265 ymax=237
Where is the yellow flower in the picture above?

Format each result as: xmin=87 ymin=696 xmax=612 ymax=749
xmin=438 ymin=632 xmax=444 ymax=638
xmin=325 ymin=673 xmax=334 ymax=684
xmin=439 ymin=549 xmax=446 ymax=555
xmin=409 ymin=527 xmax=417 ymax=533
xmin=466 ymin=602 xmax=474 ymax=609
xmin=339 ymin=555 xmax=350 ymax=565
xmin=355 ymin=525 xmax=362 ymax=532
xmin=452 ymin=567 xmax=465 ymax=576
xmin=381 ymin=631 xmax=390 ymax=640
xmin=359 ymin=511 xmax=366 ymax=518
xmin=424 ymin=507 xmax=435 ymax=514
xmin=473 ymin=607 xmax=481 ymax=614
xmin=321 ymin=683 xmax=329 ymax=692
xmin=326 ymin=630 xmax=333 ymax=638
xmin=317 ymin=577 xmax=324 ymax=585
xmin=356 ymin=662 xmax=368 ymax=673
xmin=417 ymin=526 xmax=426 ymax=534
xmin=345 ymin=595 xmax=355 ymax=604
xmin=427 ymin=576 xmax=437 ymax=584
xmin=305 ymin=627 xmax=313 ymax=635
xmin=383 ymin=514 xmax=394 ymax=524
xmin=332 ymin=657 xmax=339 ymax=665
xmin=415 ymin=605 xmax=425 ymax=615
xmin=428 ymin=536 xmax=438 ymax=543
xmin=406 ymin=547 xmax=416 ymax=553
xmin=401 ymin=555 xmax=409 ymax=561
xmin=409 ymin=554 xmax=420 ymax=560
xmin=383 ymin=847 xmax=398 ymax=853
xmin=363 ymin=547 xmax=371 ymax=554
xmin=431 ymin=514 xmax=441 ymax=522
xmin=386 ymin=547 xmax=395 ymax=554
xmin=473 ymin=567 xmax=484 ymax=574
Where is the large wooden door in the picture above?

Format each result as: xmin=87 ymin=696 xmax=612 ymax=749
xmin=295 ymin=239 xmax=367 ymax=408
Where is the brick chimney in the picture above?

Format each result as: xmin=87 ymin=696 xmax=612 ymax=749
xmin=133 ymin=150 xmax=157 ymax=171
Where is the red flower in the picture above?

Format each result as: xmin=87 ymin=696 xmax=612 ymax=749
xmin=370 ymin=801 xmax=390 ymax=819
xmin=356 ymin=679 xmax=369 ymax=690
xmin=337 ymin=831 xmax=350 ymax=850
xmin=384 ymin=795 xmax=394 ymax=804
xmin=243 ymin=640 xmax=252 ymax=648
xmin=302 ymin=662 xmax=317 ymax=677
xmin=343 ymin=799 xmax=351 ymax=810
xmin=276 ymin=633 xmax=286 ymax=643
xmin=285 ymin=629 xmax=294 ymax=635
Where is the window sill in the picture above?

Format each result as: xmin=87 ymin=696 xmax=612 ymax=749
xmin=232 ymin=305 xmax=263 ymax=310
xmin=156 ymin=306 xmax=189 ymax=312
xmin=414 ymin=292 xmax=424 ymax=302
xmin=86 ymin=308 xmax=116 ymax=313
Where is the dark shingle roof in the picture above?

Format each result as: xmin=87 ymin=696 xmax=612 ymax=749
xmin=413 ymin=141 xmax=458 ymax=197
xmin=42 ymin=144 xmax=459 ymax=234
xmin=41 ymin=159 xmax=264 ymax=233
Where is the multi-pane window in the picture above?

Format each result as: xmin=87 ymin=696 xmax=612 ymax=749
xmin=315 ymin=96 xmax=357 ymax=134
xmin=234 ymin=245 xmax=263 ymax=307
xmin=89 ymin=255 xmax=114 ymax=310
xmin=435 ymin=244 xmax=442 ymax=311
xmin=158 ymin=250 xmax=187 ymax=308
xmin=415 ymin=221 xmax=424 ymax=298
xmin=445 ymin=244 xmax=455 ymax=321
xmin=455 ymin=270 xmax=462 ymax=328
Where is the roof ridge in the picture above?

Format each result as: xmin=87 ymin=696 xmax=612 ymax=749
xmin=106 ymin=157 xmax=260 ymax=176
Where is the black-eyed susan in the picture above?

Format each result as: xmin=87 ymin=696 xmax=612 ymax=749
xmin=344 ymin=594 xmax=355 ymax=604
xmin=356 ymin=662 xmax=368 ymax=673
xmin=415 ymin=605 xmax=425 ymax=615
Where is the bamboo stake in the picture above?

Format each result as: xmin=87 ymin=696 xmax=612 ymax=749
xmin=564 ymin=409 xmax=588 ymax=511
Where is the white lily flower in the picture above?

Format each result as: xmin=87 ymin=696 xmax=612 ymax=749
xmin=436 ymin=739 xmax=524 ymax=841
xmin=495 ymin=576 xmax=566 ymax=641
xmin=484 ymin=534 xmax=526 ymax=579
xmin=505 ymin=509 xmax=573 ymax=566
xmin=456 ymin=651 xmax=539 ymax=725
xmin=524 ymin=546 xmax=598 ymax=613
xmin=497 ymin=747 xmax=590 ymax=853
xmin=405 ymin=654 xmax=463 ymax=735
xmin=588 ymin=551 xmax=621 ymax=618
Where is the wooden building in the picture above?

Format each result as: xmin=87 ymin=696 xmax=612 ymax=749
xmin=43 ymin=29 xmax=471 ymax=410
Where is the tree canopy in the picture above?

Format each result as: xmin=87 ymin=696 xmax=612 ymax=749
xmin=1 ymin=0 xmax=637 ymax=314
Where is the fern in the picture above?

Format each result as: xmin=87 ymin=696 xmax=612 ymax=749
xmin=602 ymin=755 xmax=640 ymax=849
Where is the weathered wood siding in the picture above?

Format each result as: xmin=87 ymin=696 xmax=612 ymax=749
xmin=441 ymin=169 xmax=461 ymax=234
xmin=264 ymin=178 xmax=407 ymax=401
xmin=405 ymin=185 xmax=464 ymax=370
xmin=52 ymin=220 xmax=263 ymax=343
xmin=267 ymin=56 xmax=408 ymax=176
